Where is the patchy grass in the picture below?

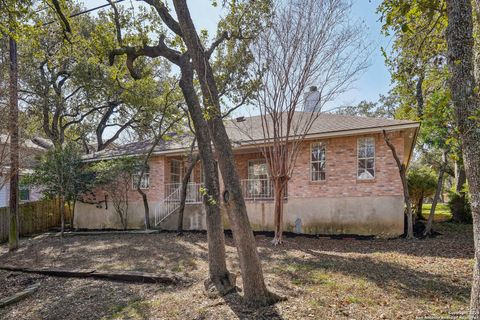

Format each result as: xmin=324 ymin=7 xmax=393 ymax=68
xmin=0 ymin=222 xmax=474 ymax=319
xmin=423 ymin=203 xmax=452 ymax=222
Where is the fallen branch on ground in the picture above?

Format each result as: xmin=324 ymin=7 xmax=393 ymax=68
xmin=0 ymin=266 xmax=180 ymax=285
xmin=0 ymin=283 xmax=40 ymax=308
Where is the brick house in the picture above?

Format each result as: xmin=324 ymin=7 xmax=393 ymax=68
xmin=75 ymin=113 xmax=420 ymax=237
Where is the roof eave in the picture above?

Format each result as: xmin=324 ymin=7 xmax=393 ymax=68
xmin=82 ymin=122 xmax=420 ymax=160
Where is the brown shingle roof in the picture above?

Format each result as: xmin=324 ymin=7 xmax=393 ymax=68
xmin=226 ymin=112 xmax=418 ymax=143
xmin=84 ymin=113 xmax=419 ymax=160
xmin=84 ymin=135 xmax=194 ymax=161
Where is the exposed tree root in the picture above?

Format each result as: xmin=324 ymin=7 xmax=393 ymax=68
xmin=204 ymin=272 xmax=237 ymax=298
xmin=245 ymin=290 xmax=287 ymax=307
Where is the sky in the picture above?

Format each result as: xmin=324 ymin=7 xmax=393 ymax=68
xmin=81 ymin=0 xmax=393 ymax=108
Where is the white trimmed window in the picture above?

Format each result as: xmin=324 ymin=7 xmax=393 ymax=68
xmin=170 ymin=159 xmax=181 ymax=184
xmin=247 ymin=159 xmax=270 ymax=197
xmin=133 ymin=165 xmax=150 ymax=189
xmin=357 ymin=137 xmax=375 ymax=179
xmin=311 ymin=142 xmax=326 ymax=181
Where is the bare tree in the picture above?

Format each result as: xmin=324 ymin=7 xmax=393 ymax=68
xmin=177 ymin=139 xmax=200 ymax=235
xmin=135 ymin=87 xmax=184 ymax=231
xmin=383 ymin=130 xmax=414 ymax=239
xmin=424 ymin=149 xmax=448 ymax=236
xmin=240 ymin=0 xmax=369 ymax=244
xmin=110 ymin=171 xmax=131 ymax=230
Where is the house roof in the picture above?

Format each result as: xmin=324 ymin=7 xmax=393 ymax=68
xmin=226 ymin=112 xmax=419 ymax=143
xmin=84 ymin=112 xmax=419 ymax=161
xmin=84 ymin=135 xmax=194 ymax=161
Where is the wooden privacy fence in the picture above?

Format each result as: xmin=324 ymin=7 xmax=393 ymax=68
xmin=0 ymin=199 xmax=72 ymax=243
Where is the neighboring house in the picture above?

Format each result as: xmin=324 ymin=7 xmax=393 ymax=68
xmin=76 ymin=113 xmax=420 ymax=237
xmin=0 ymin=135 xmax=46 ymax=208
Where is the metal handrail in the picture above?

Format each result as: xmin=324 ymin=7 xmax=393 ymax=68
xmin=154 ymin=183 xmax=204 ymax=226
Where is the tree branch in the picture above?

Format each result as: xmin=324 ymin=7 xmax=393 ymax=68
xmin=109 ymin=35 xmax=181 ymax=79
xmin=141 ymin=0 xmax=183 ymax=36
xmin=206 ymin=31 xmax=229 ymax=58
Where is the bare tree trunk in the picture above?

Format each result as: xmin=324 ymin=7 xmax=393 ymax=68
xmin=383 ymin=130 xmax=414 ymax=239
xmin=71 ymin=200 xmax=76 ymax=229
xmin=424 ymin=151 xmax=448 ymax=236
xmin=446 ymin=0 xmax=480 ymax=314
xmin=417 ymin=195 xmax=424 ymax=220
xmin=173 ymin=0 xmax=279 ymax=306
xmin=272 ymin=179 xmax=286 ymax=245
xmin=138 ymin=189 xmax=150 ymax=230
xmin=59 ymin=193 xmax=65 ymax=237
xmin=67 ymin=201 xmax=72 ymax=228
xmin=177 ymin=154 xmax=199 ymax=234
xmin=178 ymin=59 xmax=235 ymax=296
xmin=8 ymin=35 xmax=19 ymax=251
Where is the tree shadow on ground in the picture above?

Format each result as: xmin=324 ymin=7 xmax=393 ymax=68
xmin=0 ymin=233 xmax=206 ymax=276
xmin=259 ymin=247 xmax=470 ymax=303
xmin=0 ymin=272 xmax=163 ymax=320
xmin=220 ymin=291 xmax=284 ymax=320
xmin=252 ymin=223 xmax=474 ymax=260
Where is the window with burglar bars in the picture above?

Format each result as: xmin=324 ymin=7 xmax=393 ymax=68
xmin=311 ymin=142 xmax=326 ymax=181
xmin=357 ymin=137 xmax=375 ymax=180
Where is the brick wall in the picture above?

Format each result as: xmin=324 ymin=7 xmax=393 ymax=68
xmin=233 ymin=131 xmax=405 ymax=199
xmin=87 ymin=131 xmax=405 ymax=203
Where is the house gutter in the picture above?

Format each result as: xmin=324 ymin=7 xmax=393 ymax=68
xmin=405 ymin=124 xmax=420 ymax=169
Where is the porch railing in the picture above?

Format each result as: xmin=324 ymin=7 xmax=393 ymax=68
xmin=154 ymin=182 xmax=204 ymax=227
xmin=240 ymin=179 xmax=275 ymax=200
xmin=164 ymin=183 xmax=204 ymax=204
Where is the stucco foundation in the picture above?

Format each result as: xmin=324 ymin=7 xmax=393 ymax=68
xmin=74 ymin=201 xmax=207 ymax=231
xmin=238 ymin=196 xmax=404 ymax=237
xmin=75 ymin=195 xmax=403 ymax=237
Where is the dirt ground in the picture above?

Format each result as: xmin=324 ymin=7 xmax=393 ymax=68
xmin=0 ymin=223 xmax=474 ymax=320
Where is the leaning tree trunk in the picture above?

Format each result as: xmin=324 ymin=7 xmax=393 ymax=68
xmin=424 ymin=151 xmax=448 ymax=236
xmin=173 ymin=0 xmax=280 ymax=305
xmin=446 ymin=0 xmax=480 ymax=315
xmin=177 ymin=154 xmax=199 ymax=234
xmin=178 ymin=59 xmax=235 ymax=296
xmin=383 ymin=130 xmax=414 ymax=239
xmin=8 ymin=35 xmax=19 ymax=251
